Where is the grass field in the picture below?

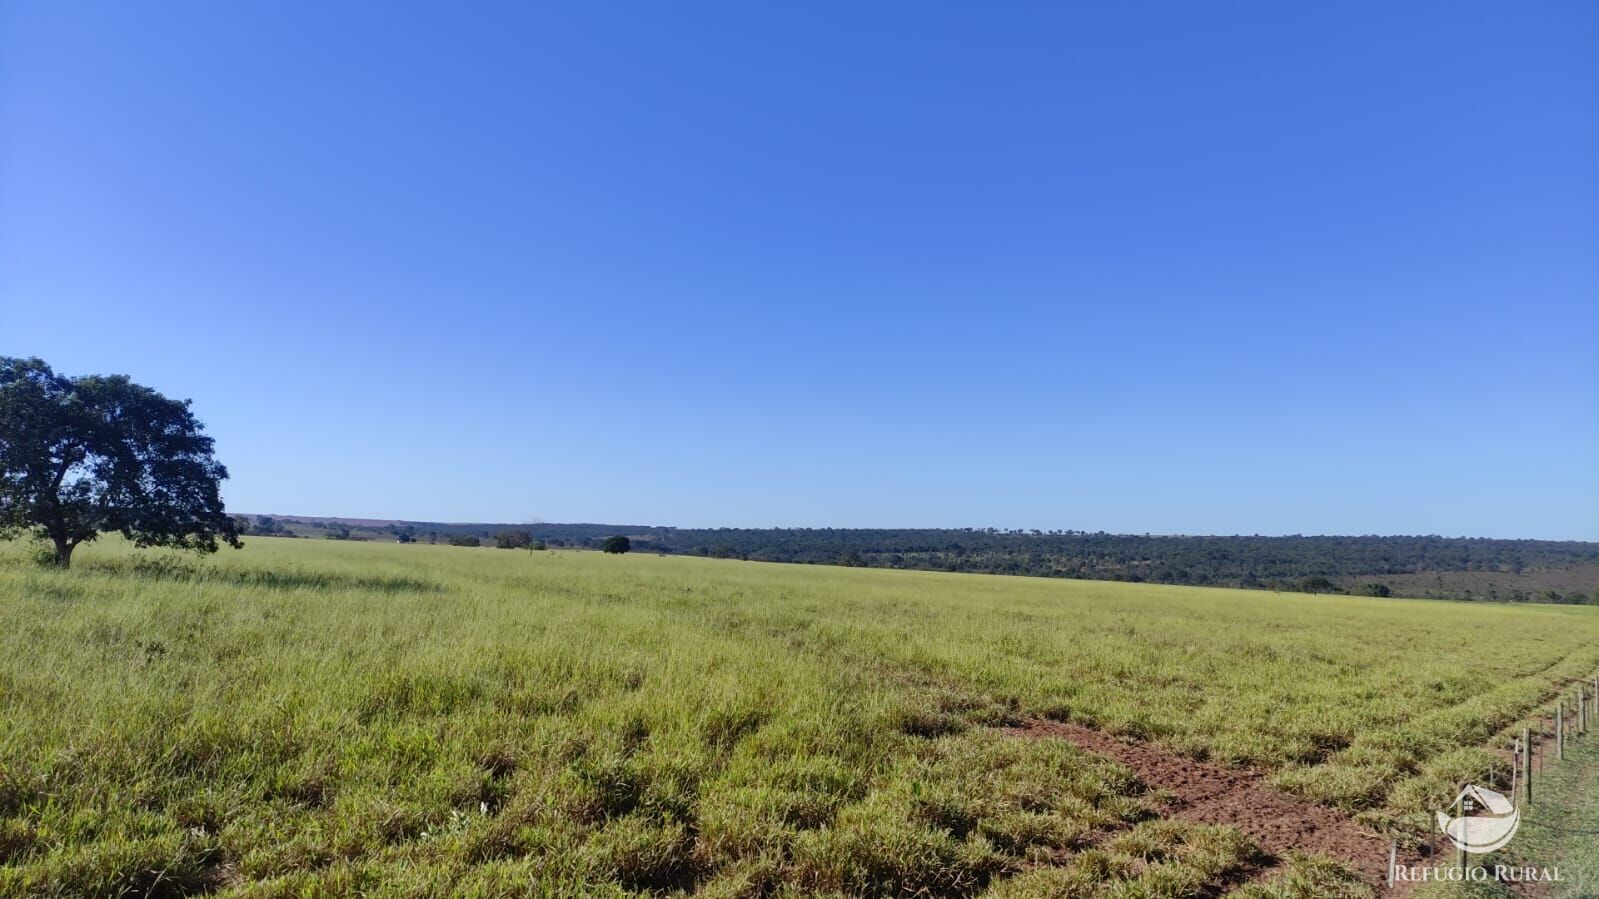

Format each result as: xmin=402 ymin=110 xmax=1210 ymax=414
xmin=2 ymin=538 xmax=1597 ymax=898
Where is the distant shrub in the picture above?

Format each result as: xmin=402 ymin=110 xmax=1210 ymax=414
xmin=450 ymin=535 xmax=482 ymax=548
xmin=494 ymin=530 xmax=533 ymax=550
xmin=602 ymin=536 xmax=631 ymax=554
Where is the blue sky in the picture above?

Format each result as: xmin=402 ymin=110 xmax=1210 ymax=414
xmin=2 ymin=2 xmax=1595 ymax=538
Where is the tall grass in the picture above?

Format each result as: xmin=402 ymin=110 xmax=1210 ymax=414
xmin=1 ymin=537 xmax=1594 ymax=897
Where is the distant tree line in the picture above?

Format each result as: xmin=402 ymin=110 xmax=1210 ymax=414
xmin=230 ymin=517 xmax=1599 ymax=604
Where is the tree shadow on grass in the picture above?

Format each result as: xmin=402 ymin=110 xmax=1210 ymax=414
xmin=77 ymin=556 xmax=443 ymax=594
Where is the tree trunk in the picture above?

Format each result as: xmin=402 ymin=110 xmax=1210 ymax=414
xmin=53 ymin=538 xmax=73 ymax=569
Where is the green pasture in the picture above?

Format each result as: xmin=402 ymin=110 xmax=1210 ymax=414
xmin=2 ymin=538 xmax=1595 ymax=897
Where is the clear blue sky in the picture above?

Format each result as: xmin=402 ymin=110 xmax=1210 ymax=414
xmin=3 ymin=2 xmax=1595 ymax=538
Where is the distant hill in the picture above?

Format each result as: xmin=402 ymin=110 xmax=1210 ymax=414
xmin=236 ymin=514 xmax=1598 ymax=605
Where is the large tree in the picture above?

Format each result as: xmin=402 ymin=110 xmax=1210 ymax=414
xmin=0 ymin=357 xmax=241 ymax=568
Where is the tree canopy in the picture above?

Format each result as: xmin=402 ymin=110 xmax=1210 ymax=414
xmin=602 ymin=535 xmax=631 ymax=554
xmin=494 ymin=529 xmax=533 ymax=549
xmin=0 ymin=357 xmax=241 ymax=567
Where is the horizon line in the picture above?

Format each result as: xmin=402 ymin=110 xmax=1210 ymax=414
xmin=238 ymin=512 xmax=1599 ymax=545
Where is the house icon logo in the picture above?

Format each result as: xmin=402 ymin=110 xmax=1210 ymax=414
xmin=1436 ymin=784 xmax=1520 ymax=854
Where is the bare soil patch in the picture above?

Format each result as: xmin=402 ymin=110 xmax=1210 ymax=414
xmin=1007 ymin=718 xmax=1417 ymax=895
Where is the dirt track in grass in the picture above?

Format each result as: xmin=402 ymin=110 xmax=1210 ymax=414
xmin=1008 ymin=718 xmax=1420 ymax=896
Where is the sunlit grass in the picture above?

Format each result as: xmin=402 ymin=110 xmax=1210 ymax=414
xmin=1 ymin=537 xmax=1594 ymax=896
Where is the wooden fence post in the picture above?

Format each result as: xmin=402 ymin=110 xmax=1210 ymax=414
xmin=1510 ymin=739 xmax=1519 ymax=805
xmin=1556 ymin=701 xmax=1564 ymax=760
xmin=1521 ymin=726 xmax=1532 ymax=805
xmin=1536 ymin=719 xmax=1544 ymax=773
